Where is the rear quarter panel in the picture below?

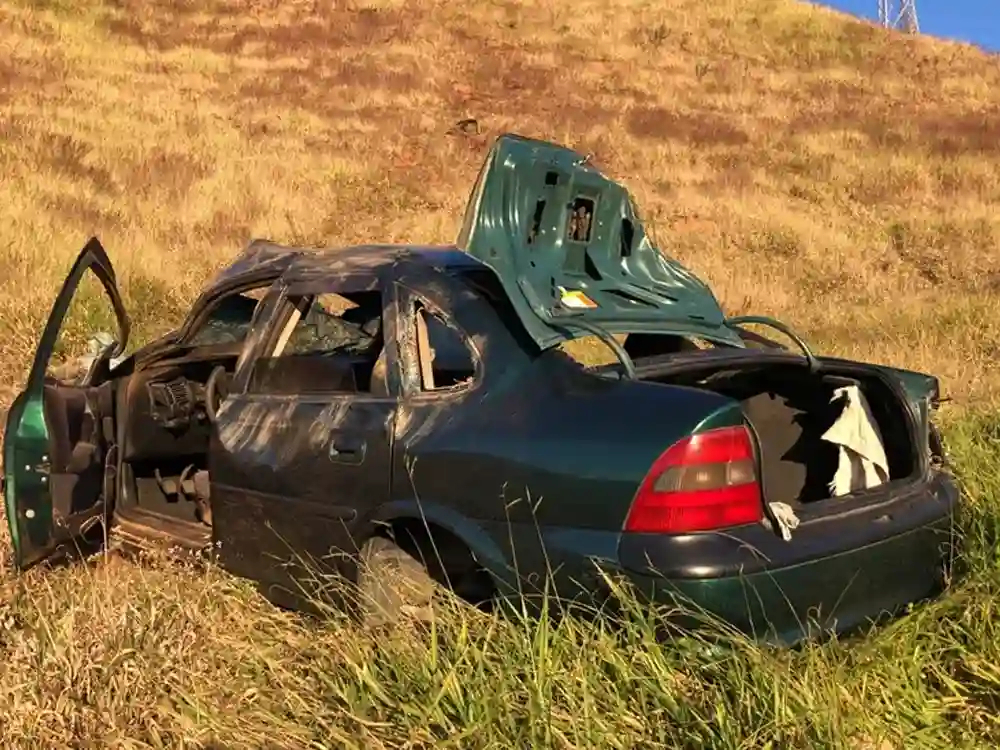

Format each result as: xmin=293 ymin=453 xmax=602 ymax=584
xmin=396 ymin=353 xmax=746 ymax=603
xmin=405 ymin=359 xmax=743 ymax=528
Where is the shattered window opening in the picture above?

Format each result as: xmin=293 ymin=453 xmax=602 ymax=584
xmin=248 ymin=291 xmax=386 ymax=396
xmin=188 ymin=287 xmax=270 ymax=348
xmin=413 ymin=301 xmax=476 ymax=391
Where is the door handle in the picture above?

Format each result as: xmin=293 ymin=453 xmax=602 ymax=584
xmin=328 ymin=438 xmax=366 ymax=464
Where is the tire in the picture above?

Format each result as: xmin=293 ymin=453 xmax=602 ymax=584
xmin=356 ymin=535 xmax=440 ymax=627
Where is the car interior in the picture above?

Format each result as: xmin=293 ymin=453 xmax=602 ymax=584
xmin=40 ymin=280 xmax=482 ymax=541
xmin=117 ymin=338 xmax=243 ymax=530
xmin=112 ymin=287 xmax=399 ymax=532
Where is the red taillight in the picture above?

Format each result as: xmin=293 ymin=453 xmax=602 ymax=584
xmin=624 ymin=425 xmax=763 ymax=534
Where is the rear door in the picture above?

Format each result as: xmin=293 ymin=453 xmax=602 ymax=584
xmin=208 ymin=274 xmax=398 ymax=608
xmin=4 ymin=237 xmax=129 ymax=569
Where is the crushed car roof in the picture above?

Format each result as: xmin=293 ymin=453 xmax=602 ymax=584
xmin=209 ymin=241 xmax=484 ymax=288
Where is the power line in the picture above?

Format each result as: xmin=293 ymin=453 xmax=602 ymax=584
xmin=877 ymin=0 xmax=919 ymax=33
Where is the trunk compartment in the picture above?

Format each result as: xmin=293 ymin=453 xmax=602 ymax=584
xmin=635 ymin=354 xmax=923 ymax=511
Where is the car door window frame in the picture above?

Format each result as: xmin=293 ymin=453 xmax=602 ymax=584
xmin=229 ymin=280 xmax=289 ymax=395
xmin=28 ymin=239 xmax=130 ymax=391
xmin=238 ymin=274 xmax=399 ymax=403
xmin=396 ymin=285 xmax=482 ymax=400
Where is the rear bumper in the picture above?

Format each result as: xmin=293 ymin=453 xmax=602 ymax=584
xmin=617 ymin=472 xmax=959 ymax=645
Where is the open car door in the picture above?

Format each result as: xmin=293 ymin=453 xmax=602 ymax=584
xmin=3 ymin=237 xmax=129 ymax=569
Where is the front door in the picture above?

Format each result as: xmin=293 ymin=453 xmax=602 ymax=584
xmin=209 ymin=276 xmax=397 ymax=609
xmin=4 ymin=237 xmax=129 ymax=569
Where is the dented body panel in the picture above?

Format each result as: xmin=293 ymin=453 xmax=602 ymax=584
xmin=118 ymin=240 xmax=766 ymax=608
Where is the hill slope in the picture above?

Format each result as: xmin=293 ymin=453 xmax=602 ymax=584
xmin=2 ymin=1 xmax=1000 ymax=747
xmin=2 ymin=0 xmax=1000 ymax=399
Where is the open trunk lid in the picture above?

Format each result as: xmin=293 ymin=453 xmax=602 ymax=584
xmin=455 ymin=133 xmax=744 ymax=351
xmin=455 ymin=133 xmax=943 ymax=435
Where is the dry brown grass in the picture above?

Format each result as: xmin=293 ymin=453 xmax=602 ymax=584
xmin=2 ymin=0 xmax=1000 ymax=402
xmin=2 ymin=0 xmax=1000 ymax=746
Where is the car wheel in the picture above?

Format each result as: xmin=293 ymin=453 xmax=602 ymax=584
xmin=356 ymin=535 xmax=440 ymax=627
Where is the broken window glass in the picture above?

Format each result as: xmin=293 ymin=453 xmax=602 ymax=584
xmin=188 ymin=287 xmax=269 ymax=347
xmin=249 ymin=290 xmax=385 ymax=395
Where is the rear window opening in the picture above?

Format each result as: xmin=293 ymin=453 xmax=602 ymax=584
xmin=559 ymin=332 xmax=716 ymax=368
xmin=413 ymin=301 xmax=477 ymax=390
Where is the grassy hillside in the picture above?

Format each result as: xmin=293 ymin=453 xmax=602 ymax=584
xmin=2 ymin=0 xmax=1000 ymax=746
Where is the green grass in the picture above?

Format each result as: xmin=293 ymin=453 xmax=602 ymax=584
xmin=0 ymin=416 xmax=995 ymax=748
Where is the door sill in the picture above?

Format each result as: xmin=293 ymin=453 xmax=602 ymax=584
xmin=113 ymin=505 xmax=212 ymax=553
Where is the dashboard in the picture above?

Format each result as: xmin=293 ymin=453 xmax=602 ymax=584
xmin=122 ymin=354 xmax=237 ymax=462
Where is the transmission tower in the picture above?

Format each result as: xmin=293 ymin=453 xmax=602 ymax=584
xmin=878 ymin=0 xmax=919 ymax=33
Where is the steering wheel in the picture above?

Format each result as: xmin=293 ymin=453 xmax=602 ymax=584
xmin=204 ymin=365 xmax=232 ymax=424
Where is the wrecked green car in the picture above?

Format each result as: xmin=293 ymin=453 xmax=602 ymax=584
xmin=4 ymin=133 xmax=957 ymax=645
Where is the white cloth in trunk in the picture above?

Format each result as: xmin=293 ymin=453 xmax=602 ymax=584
xmin=821 ymin=384 xmax=890 ymax=496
